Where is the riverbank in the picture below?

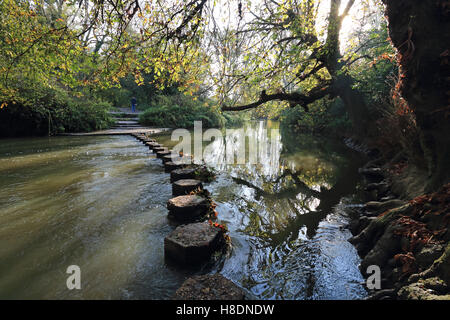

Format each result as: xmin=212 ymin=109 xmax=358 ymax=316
xmin=59 ymin=127 xmax=170 ymax=136
xmin=347 ymin=153 xmax=450 ymax=299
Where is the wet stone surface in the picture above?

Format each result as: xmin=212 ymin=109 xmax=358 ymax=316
xmin=172 ymin=179 xmax=203 ymax=196
xmin=162 ymin=154 xmax=175 ymax=163
xmin=146 ymin=142 xmax=160 ymax=149
xmin=164 ymin=222 xmax=224 ymax=265
xmin=153 ymin=146 xmax=167 ymax=153
xmin=164 ymin=161 xmax=186 ymax=173
xmin=167 ymin=195 xmax=209 ymax=222
xmin=173 ymin=274 xmax=245 ymax=300
xmin=156 ymin=150 xmax=171 ymax=158
xmin=170 ymin=168 xmax=197 ymax=183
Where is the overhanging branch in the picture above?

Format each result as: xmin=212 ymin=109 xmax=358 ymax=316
xmin=221 ymin=85 xmax=333 ymax=111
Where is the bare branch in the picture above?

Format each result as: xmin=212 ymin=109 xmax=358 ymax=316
xmin=340 ymin=0 xmax=355 ymax=19
xmin=222 ymin=86 xmax=332 ymax=111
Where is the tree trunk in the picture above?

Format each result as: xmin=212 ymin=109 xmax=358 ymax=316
xmin=382 ymin=0 xmax=450 ymax=190
xmin=325 ymin=1 xmax=370 ymax=136
xmin=335 ymin=75 xmax=370 ymax=136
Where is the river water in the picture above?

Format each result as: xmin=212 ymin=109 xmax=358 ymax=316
xmin=0 ymin=121 xmax=367 ymax=299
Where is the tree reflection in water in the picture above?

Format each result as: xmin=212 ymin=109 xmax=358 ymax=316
xmin=202 ymin=121 xmax=367 ymax=299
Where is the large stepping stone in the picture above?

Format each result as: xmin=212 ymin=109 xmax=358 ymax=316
xmin=358 ymin=167 xmax=384 ymax=182
xmin=162 ymin=154 xmax=186 ymax=164
xmin=165 ymin=153 xmax=187 ymax=162
xmin=162 ymin=154 xmax=175 ymax=163
xmin=153 ymin=146 xmax=167 ymax=153
xmin=173 ymin=274 xmax=245 ymax=300
xmin=146 ymin=142 xmax=160 ymax=149
xmin=167 ymin=195 xmax=209 ymax=221
xmin=156 ymin=150 xmax=171 ymax=159
xmin=170 ymin=167 xmax=197 ymax=183
xmin=164 ymin=161 xmax=186 ymax=173
xmin=164 ymin=222 xmax=224 ymax=265
xmin=172 ymin=179 xmax=203 ymax=196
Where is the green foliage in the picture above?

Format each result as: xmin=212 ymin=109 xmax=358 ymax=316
xmin=139 ymin=93 xmax=244 ymax=128
xmin=348 ymin=23 xmax=397 ymax=118
xmin=0 ymin=80 xmax=113 ymax=137
xmin=0 ymin=0 xmax=117 ymax=137
xmin=98 ymin=72 xmax=179 ymax=110
xmin=0 ymin=0 xmax=95 ymax=97
xmin=222 ymin=111 xmax=246 ymax=127
xmin=280 ymin=98 xmax=351 ymax=135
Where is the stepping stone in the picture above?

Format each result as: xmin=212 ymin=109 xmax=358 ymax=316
xmin=167 ymin=195 xmax=209 ymax=221
xmin=151 ymin=143 xmax=162 ymax=149
xmin=358 ymin=167 xmax=384 ymax=182
xmin=162 ymin=154 xmax=186 ymax=164
xmin=153 ymin=146 xmax=167 ymax=153
xmin=170 ymin=167 xmax=197 ymax=183
xmin=146 ymin=142 xmax=160 ymax=149
xmin=164 ymin=222 xmax=224 ymax=265
xmin=164 ymin=161 xmax=187 ymax=173
xmin=156 ymin=150 xmax=171 ymax=158
xmin=173 ymin=274 xmax=245 ymax=300
xmin=172 ymin=179 xmax=203 ymax=196
xmin=162 ymin=154 xmax=174 ymax=163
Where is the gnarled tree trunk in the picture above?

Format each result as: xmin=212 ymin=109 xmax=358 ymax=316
xmin=382 ymin=0 xmax=450 ymax=190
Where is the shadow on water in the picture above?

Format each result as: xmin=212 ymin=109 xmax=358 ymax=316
xmin=0 ymin=121 xmax=368 ymax=299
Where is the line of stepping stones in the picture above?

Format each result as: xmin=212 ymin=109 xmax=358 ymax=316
xmin=130 ymin=132 xmax=246 ymax=299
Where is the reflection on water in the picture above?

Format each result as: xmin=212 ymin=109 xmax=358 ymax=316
xmin=0 ymin=121 xmax=367 ymax=299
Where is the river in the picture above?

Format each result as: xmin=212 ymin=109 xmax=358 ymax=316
xmin=0 ymin=121 xmax=368 ymax=299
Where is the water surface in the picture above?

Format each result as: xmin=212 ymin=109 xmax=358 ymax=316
xmin=0 ymin=121 xmax=367 ymax=299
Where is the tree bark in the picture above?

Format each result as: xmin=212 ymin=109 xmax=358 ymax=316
xmin=334 ymin=74 xmax=370 ymax=136
xmin=382 ymin=0 xmax=450 ymax=190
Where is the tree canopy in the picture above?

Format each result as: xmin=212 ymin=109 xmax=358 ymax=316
xmin=1 ymin=1 xmax=388 ymax=110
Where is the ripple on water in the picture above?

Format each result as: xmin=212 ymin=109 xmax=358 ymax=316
xmin=0 ymin=123 xmax=368 ymax=299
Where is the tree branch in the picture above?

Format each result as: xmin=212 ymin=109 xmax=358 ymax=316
xmin=340 ymin=0 xmax=355 ymax=19
xmin=221 ymin=85 xmax=333 ymax=111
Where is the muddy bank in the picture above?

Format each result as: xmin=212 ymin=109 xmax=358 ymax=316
xmin=348 ymin=157 xmax=450 ymax=300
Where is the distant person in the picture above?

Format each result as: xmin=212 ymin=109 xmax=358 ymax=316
xmin=131 ymin=96 xmax=137 ymax=113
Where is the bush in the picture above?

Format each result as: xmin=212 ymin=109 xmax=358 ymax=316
xmin=139 ymin=94 xmax=242 ymax=128
xmin=279 ymin=98 xmax=352 ymax=135
xmin=0 ymin=81 xmax=114 ymax=137
xmin=52 ymin=100 xmax=113 ymax=133
xmin=222 ymin=112 xmax=245 ymax=127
